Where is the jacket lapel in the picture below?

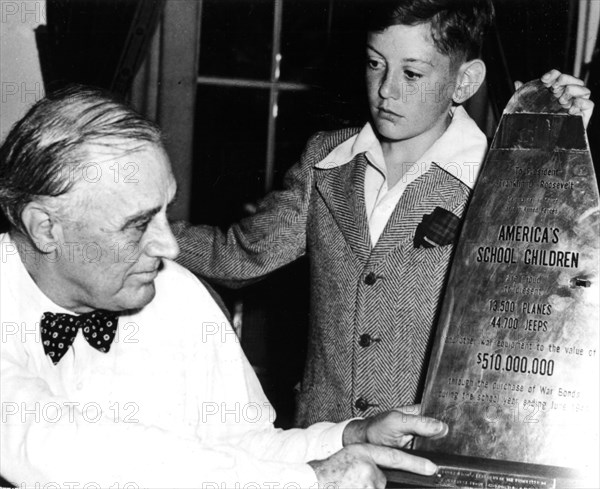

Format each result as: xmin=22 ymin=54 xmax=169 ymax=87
xmin=315 ymin=154 xmax=371 ymax=264
xmin=369 ymin=164 xmax=463 ymax=261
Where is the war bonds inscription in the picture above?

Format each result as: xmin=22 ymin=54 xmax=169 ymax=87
xmin=415 ymin=81 xmax=599 ymax=484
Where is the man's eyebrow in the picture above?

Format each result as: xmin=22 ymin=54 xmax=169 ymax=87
xmin=122 ymin=207 xmax=160 ymax=228
xmin=122 ymin=188 xmax=178 ymax=228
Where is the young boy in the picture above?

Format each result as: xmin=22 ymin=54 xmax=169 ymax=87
xmin=172 ymin=0 xmax=593 ymax=427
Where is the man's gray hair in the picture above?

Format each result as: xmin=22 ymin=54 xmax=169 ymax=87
xmin=0 ymin=85 xmax=163 ymax=232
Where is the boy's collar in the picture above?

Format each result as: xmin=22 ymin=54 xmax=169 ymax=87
xmin=315 ymin=122 xmax=382 ymax=171
xmin=315 ymin=106 xmax=488 ymax=188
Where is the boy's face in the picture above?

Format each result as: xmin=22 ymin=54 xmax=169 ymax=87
xmin=366 ymin=23 xmax=462 ymax=145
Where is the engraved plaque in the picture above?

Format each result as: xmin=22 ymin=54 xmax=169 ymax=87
xmin=386 ymin=81 xmax=599 ymax=488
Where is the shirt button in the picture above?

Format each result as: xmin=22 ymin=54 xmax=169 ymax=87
xmin=359 ymin=334 xmax=372 ymax=347
xmin=355 ymin=398 xmax=370 ymax=411
xmin=364 ymin=272 xmax=377 ymax=285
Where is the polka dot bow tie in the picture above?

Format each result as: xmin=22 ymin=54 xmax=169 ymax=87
xmin=40 ymin=311 xmax=119 ymax=365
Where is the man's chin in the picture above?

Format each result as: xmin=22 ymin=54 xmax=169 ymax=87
xmin=116 ymin=283 xmax=156 ymax=312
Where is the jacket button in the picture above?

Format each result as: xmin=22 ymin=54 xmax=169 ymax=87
xmin=364 ymin=272 xmax=377 ymax=285
xmin=359 ymin=334 xmax=372 ymax=347
xmin=355 ymin=398 xmax=370 ymax=411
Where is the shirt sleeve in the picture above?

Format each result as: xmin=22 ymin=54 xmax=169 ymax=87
xmin=172 ymin=133 xmax=325 ymax=286
xmin=0 ymin=344 xmax=324 ymax=488
xmin=0 ymin=259 xmax=351 ymax=489
xmin=229 ymin=339 xmax=351 ymax=464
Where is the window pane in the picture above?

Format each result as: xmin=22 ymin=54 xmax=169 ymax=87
xmin=280 ymin=0 xmax=331 ymax=84
xmin=273 ymin=90 xmax=330 ymax=188
xmin=198 ymin=0 xmax=274 ymax=80
xmin=191 ymin=86 xmax=269 ymax=226
xmin=493 ymin=0 xmax=572 ymax=93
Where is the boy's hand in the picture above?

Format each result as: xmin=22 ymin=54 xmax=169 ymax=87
xmin=515 ymin=70 xmax=594 ymax=129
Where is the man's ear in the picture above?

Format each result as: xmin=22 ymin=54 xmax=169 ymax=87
xmin=453 ymin=59 xmax=486 ymax=104
xmin=20 ymin=202 xmax=64 ymax=252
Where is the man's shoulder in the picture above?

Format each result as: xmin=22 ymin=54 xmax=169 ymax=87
xmin=156 ymin=260 xmax=231 ymax=321
xmin=154 ymin=259 xmax=206 ymax=296
xmin=135 ymin=259 xmax=230 ymax=332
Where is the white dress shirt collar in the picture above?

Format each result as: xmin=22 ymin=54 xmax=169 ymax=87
xmin=314 ymin=105 xmax=487 ymax=189
xmin=314 ymin=106 xmax=488 ymax=245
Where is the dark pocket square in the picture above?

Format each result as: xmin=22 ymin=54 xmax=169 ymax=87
xmin=413 ymin=206 xmax=460 ymax=248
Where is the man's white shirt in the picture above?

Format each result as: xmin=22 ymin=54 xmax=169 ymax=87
xmin=0 ymin=232 xmax=348 ymax=488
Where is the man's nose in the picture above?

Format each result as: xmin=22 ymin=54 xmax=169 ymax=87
xmin=144 ymin=217 xmax=180 ymax=260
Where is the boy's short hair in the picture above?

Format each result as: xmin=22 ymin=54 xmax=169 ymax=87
xmin=366 ymin=0 xmax=495 ymax=63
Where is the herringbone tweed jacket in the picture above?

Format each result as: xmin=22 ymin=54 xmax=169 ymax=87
xmin=173 ymin=128 xmax=473 ymax=427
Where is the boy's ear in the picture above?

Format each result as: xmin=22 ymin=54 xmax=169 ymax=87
xmin=453 ymin=59 xmax=486 ymax=104
xmin=20 ymin=202 xmax=64 ymax=252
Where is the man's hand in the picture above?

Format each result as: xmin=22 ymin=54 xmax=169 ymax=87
xmin=308 ymin=406 xmax=446 ymax=487
xmin=308 ymin=443 xmax=437 ymax=489
xmin=515 ymin=70 xmax=594 ymax=129
xmin=342 ymin=404 xmax=448 ymax=448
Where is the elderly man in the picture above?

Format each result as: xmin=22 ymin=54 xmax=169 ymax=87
xmin=0 ymin=87 xmax=446 ymax=488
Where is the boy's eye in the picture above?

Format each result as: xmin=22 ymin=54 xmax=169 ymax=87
xmin=404 ymin=70 xmax=422 ymax=81
xmin=367 ymin=58 xmax=383 ymax=70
